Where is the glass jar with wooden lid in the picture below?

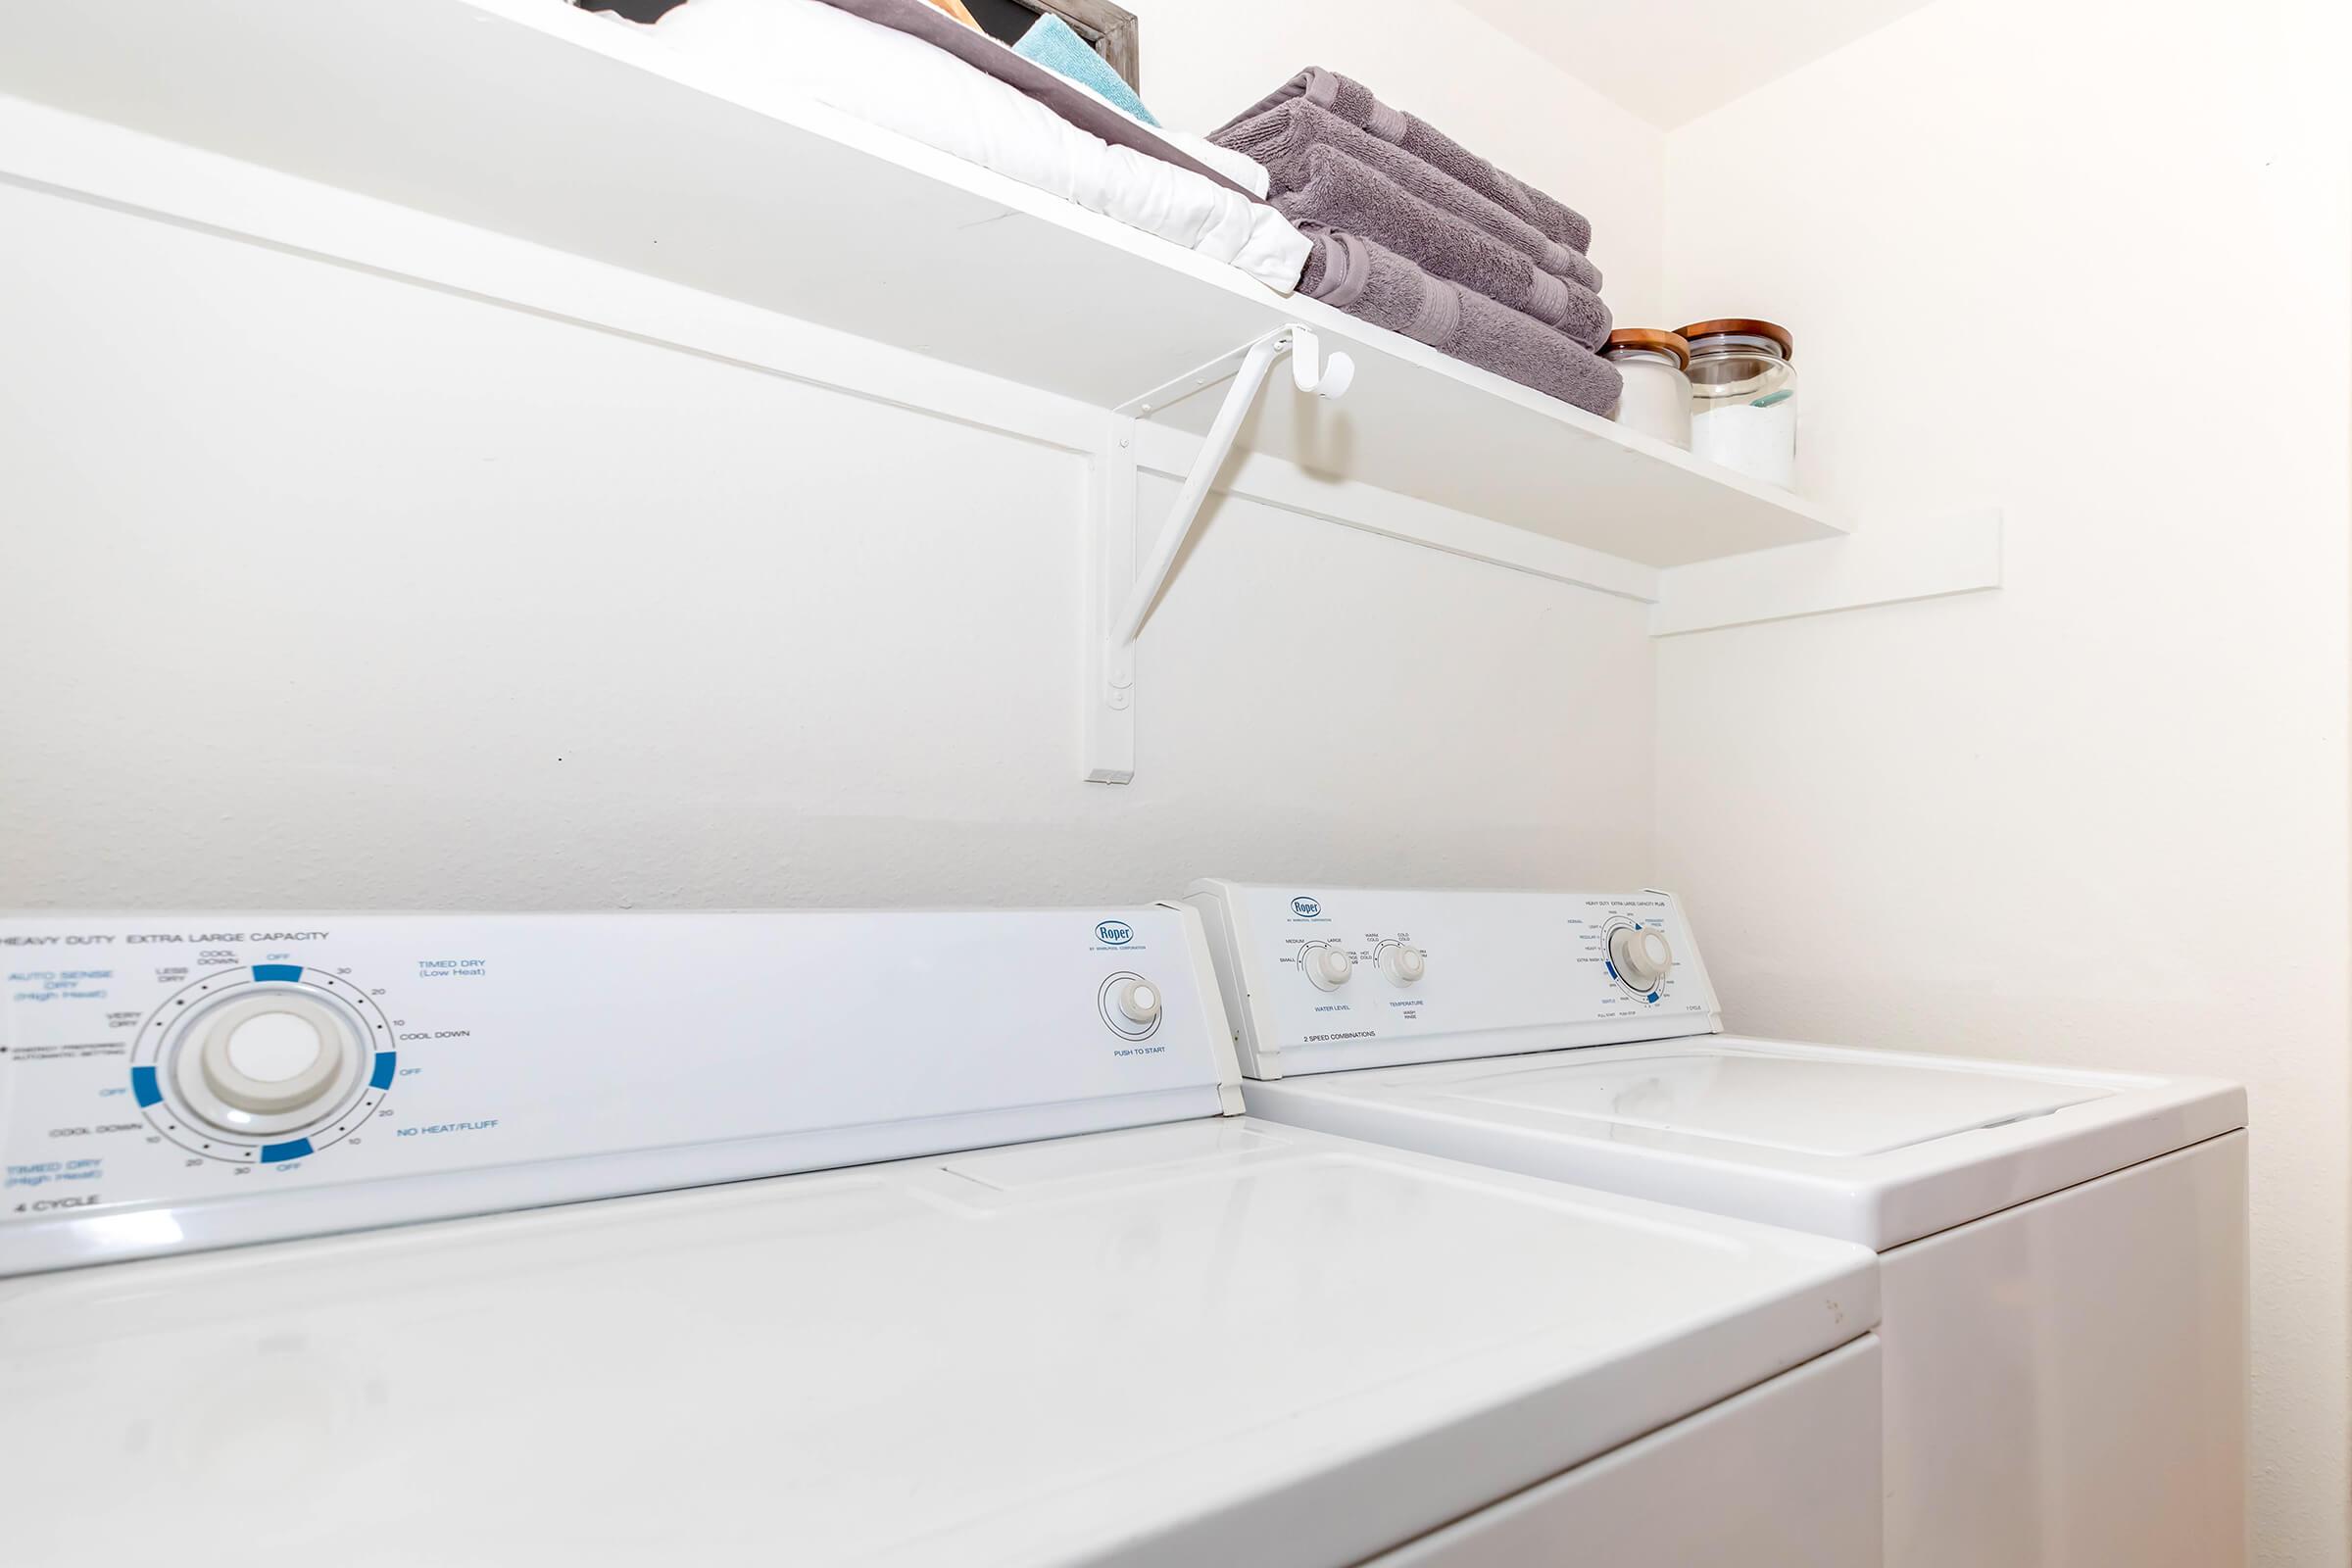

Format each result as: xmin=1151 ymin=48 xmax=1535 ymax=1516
xmin=1679 ymin=318 xmax=1797 ymax=489
xmin=1600 ymin=328 xmax=1692 ymax=450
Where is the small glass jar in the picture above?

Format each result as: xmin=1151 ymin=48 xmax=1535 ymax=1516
xmin=1600 ymin=328 xmax=1692 ymax=450
xmin=1680 ymin=318 xmax=1797 ymax=489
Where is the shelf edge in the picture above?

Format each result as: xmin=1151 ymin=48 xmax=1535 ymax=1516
xmin=1 ymin=81 xmax=1831 ymax=612
xmin=1129 ymin=425 xmax=1660 ymax=601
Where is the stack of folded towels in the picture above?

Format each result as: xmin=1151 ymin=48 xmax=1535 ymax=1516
xmin=1214 ymin=69 xmax=1619 ymax=416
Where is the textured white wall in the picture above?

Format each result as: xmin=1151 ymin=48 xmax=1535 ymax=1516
xmin=1653 ymin=1 xmax=2352 ymax=1561
xmin=0 ymin=163 xmax=1655 ymax=912
xmin=2 ymin=1 xmax=1667 ymax=913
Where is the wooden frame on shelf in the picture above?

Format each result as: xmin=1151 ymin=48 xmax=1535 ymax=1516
xmin=991 ymin=0 xmax=1139 ymax=87
xmin=571 ymin=0 xmax=1140 ymax=86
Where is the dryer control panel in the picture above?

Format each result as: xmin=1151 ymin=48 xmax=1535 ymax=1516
xmin=1183 ymin=883 xmax=1722 ymax=1079
xmin=0 ymin=906 xmax=1239 ymax=1274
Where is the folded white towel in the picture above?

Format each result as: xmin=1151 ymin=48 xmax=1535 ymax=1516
xmin=1033 ymin=61 xmax=1273 ymax=199
xmin=1162 ymin=128 xmax=1273 ymax=200
xmin=605 ymin=0 xmax=1304 ymax=289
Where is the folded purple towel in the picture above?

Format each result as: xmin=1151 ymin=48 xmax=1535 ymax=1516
xmin=1275 ymin=146 xmax=1611 ymax=351
xmin=1216 ymin=68 xmax=1591 ymax=254
xmin=1296 ymin=225 xmax=1621 ymax=416
xmin=1215 ymin=98 xmax=1601 ymax=294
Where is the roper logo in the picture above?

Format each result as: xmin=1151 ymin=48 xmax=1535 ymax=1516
xmin=1291 ymin=897 xmax=1322 ymax=918
xmin=1096 ymin=920 xmax=1134 ymax=946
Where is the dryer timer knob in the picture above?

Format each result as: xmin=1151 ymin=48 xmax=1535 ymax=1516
xmin=1609 ymin=927 xmax=1674 ymax=992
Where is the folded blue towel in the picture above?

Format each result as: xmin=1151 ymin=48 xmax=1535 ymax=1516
xmin=1013 ymin=14 xmax=1157 ymax=127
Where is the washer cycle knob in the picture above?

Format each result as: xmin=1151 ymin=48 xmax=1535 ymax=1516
xmin=1378 ymin=944 xmax=1428 ymax=987
xmin=1608 ymin=927 xmax=1674 ymax=992
xmin=1301 ymin=944 xmax=1354 ymax=991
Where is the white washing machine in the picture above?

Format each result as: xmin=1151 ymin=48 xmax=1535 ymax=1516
xmin=0 ymin=905 xmax=1881 ymax=1567
xmin=1185 ymin=881 xmax=2249 ymax=1568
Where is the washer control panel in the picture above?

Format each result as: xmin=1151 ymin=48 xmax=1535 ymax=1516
xmin=1183 ymin=883 xmax=1722 ymax=1079
xmin=0 ymin=906 xmax=1236 ymax=1273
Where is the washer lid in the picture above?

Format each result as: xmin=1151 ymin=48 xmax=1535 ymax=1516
xmin=1251 ymin=1039 xmax=2246 ymax=1250
xmin=1436 ymin=1050 xmax=2110 ymax=1156
xmin=0 ymin=1118 xmax=1875 ymax=1568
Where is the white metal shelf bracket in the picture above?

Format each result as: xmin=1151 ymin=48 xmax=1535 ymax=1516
xmin=1084 ymin=324 xmax=1354 ymax=784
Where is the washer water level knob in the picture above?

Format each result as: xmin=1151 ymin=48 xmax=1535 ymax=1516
xmin=1608 ymin=927 xmax=1675 ymax=993
xmin=1378 ymin=944 xmax=1428 ymax=987
xmin=1300 ymin=944 xmax=1354 ymax=991
xmin=1115 ymin=979 xmax=1161 ymax=1027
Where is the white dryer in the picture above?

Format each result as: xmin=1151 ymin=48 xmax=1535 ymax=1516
xmin=0 ymin=905 xmax=1879 ymax=1568
xmin=1186 ymin=881 xmax=2249 ymax=1568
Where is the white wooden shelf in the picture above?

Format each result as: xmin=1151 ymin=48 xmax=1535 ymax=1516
xmin=1 ymin=0 xmax=1999 ymax=782
xmin=2 ymin=0 xmax=1850 ymax=573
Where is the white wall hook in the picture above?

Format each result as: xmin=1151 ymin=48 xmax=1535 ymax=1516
xmin=1287 ymin=325 xmax=1354 ymax=400
xmin=1085 ymin=322 xmax=1360 ymax=784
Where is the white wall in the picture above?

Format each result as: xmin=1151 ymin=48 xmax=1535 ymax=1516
xmin=1653 ymin=1 xmax=2352 ymax=1561
xmin=0 ymin=26 xmax=1659 ymax=916
xmin=1 ymin=1 xmax=1667 ymax=914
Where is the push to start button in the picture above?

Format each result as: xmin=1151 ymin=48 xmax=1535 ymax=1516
xmin=1115 ymin=980 xmax=1160 ymax=1026
xmin=1099 ymin=971 xmax=1165 ymax=1041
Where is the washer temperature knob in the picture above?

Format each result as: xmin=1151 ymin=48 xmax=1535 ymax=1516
xmin=1300 ymin=944 xmax=1354 ymax=991
xmin=1378 ymin=944 xmax=1428 ymax=987
xmin=1608 ymin=927 xmax=1674 ymax=993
